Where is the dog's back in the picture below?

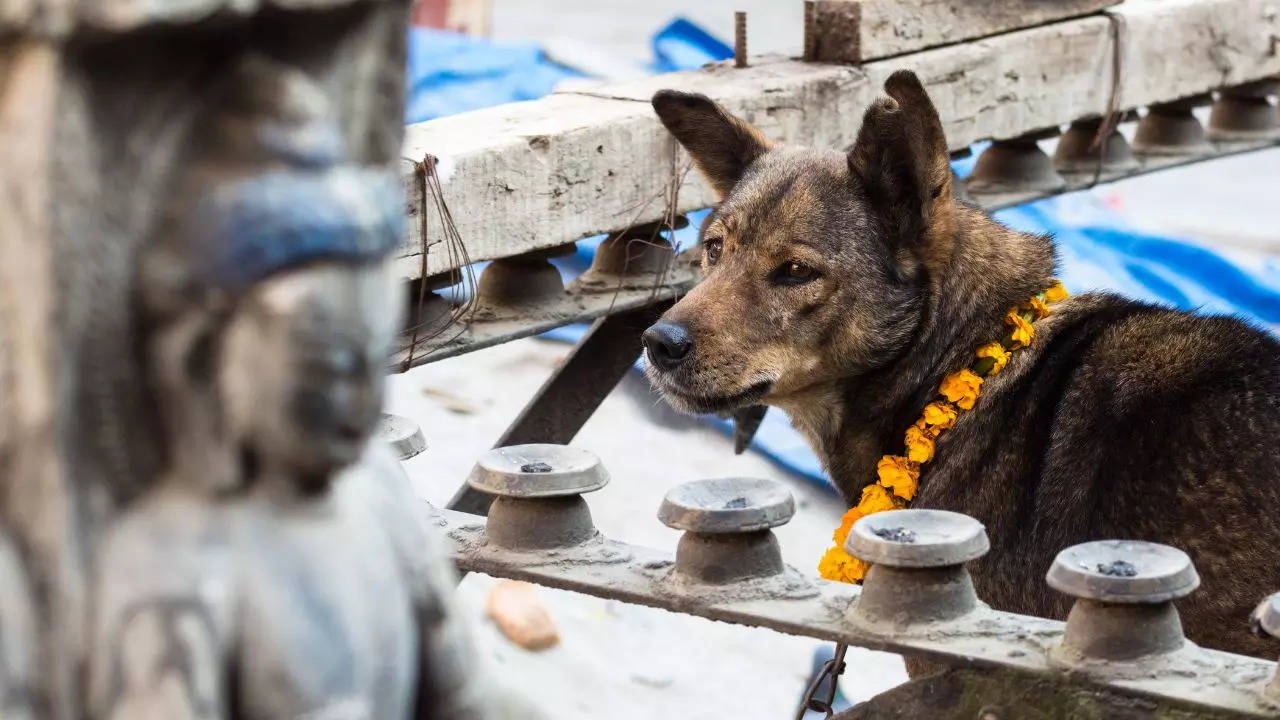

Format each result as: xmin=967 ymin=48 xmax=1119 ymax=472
xmin=924 ymin=292 xmax=1280 ymax=657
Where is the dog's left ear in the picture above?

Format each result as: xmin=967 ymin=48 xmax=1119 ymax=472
xmin=652 ymin=90 xmax=772 ymax=199
xmin=848 ymin=71 xmax=956 ymax=273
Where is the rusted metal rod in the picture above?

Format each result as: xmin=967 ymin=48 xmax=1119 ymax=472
xmin=734 ymin=12 xmax=748 ymax=68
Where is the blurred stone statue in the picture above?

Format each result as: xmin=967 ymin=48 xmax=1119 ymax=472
xmin=85 ymin=57 xmax=506 ymax=720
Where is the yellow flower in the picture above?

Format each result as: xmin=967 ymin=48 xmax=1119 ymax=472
xmin=832 ymin=505 xmax=863 ymax=545
xmin=975 ymin=342 xmax=1011 ymax=376
xmin=921 ymin=401 xmax=958 ymax=430
xmin=818 ymin=546 xmax=869 ymax=583
xmin=876 ymin=456 xmax=920 ymax=501
xmin=905 ymin=420 xmax=936 ymax=463
xmin=1026 ymin=296 xmax=1052 ymax=320
xmin=1005 ymin=309 xmax=1035 ymax=349
xmin=1043 ymin=280 xmax=1069 ymax=303
xmin=940 ymin=368 xmax=983 ymax=410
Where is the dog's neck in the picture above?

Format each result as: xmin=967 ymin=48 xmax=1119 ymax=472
xmin=777 ymin=203 xmax=1056 ymax=502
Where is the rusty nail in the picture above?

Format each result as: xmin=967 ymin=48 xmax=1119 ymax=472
xmin=735 ymin=12 xmax=748 ymax=68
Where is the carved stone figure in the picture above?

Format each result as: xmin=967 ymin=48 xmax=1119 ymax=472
xmin=86 ymin=58 xmax=499 ymax=720
xmin=2 ymin=5 xmax=413 ymax=717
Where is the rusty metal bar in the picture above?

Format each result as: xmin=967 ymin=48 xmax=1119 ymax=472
xmin=734 ymin=12 xmax=748 ymax=68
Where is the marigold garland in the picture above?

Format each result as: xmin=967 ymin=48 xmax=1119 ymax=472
xmin=818 ymin=280 xmax=1069 ymax=583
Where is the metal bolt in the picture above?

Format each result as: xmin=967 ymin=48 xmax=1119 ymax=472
xmin=845 ymin=509 xmax=989 ymax=628
xmin=965 ymin=135 xmax=1065 ymax=195
xmin=658 ymin=477 xmax=794 ymax=584
xmin=1047 ymin=540 xmax=1198 ymax=663
xmin=1052 ymin=116 xmax=1138 ymax=175
xmin=467 ymin=444 xmax=608 ymax=549
xmin=734 ymin=12 xmax=748 ymax=68
xmin=1208 ymin=79 xmax=1280 ymax=143
xmin=377 ymin=413 xmax=427 ymax=460
xmin=1133 ymin=95 xmax=1213 ymax=156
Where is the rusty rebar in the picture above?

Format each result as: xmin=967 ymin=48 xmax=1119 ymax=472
xmin=734 ymin=12 xmax=748 ymax=68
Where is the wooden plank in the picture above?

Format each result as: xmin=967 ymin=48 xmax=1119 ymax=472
xmin=805 ymin=0 xmax=1120 ymax=64
xmin=399 ymin=0 xmax=1280 ymax=278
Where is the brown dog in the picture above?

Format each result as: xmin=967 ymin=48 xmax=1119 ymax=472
xmin=642 ymin=70 xmax=1280 ymax=658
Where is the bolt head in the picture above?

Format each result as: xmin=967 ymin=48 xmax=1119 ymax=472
xmin=658 ymin=478 xmax=794 ymax=534
xmin=467 ymin=444 xmax=608 ymax=498
xmin=845 ymin=509 xmax=989 ymax=568
xmin=1046 ymin=540 xmax=1199 ymax=604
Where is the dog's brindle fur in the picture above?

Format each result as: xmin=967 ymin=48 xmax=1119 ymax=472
xmin=643 ymin=71 xmax=1280 ymax=658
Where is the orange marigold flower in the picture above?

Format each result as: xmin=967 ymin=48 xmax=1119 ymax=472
xmin=1026 ymin=296 xmax=1052 ymax=320
xmin=818 ymin=546 xmax=869 ymax=584
xmin=832 ymin=505 xmax=864 ymax=545
xmin=1005 ymin=309 xmax=1035 ymax=350
xmin=1042 ymin=280 xmax=1069 ymax=303
xmin=940 ymin=368 xmax=983 ymax=410
xmin=905 ymin=420 xmax=936 ymax=463
xmin=975 ymin=341 xmax=1011 ymax=376
xmin=921 ymin=401 xmax=958 ymax=430
xmin=876 ymin=456 xmax=920 ymax=501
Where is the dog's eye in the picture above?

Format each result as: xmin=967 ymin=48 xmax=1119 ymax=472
xmin=773 ymin=261 xmax=817 ymax=285
xmin=703 ymin=238 xmax=724 ymax=265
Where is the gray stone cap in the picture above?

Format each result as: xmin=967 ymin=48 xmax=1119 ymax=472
xmin=658 ymin=478 xmax=795 ymax=533
xmin=377 ymin=413 xmax=426 ymax=461
xmin=466 ymin=444 xmax=608 ymax=498
xmin=1046 ymin=540 xmax=1200 ymax=604
xmin=845 ymin=509 xmax=989 ymax=567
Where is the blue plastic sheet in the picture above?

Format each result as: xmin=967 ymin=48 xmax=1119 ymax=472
xmin=405 ymin=28 xmax=582 ymax=124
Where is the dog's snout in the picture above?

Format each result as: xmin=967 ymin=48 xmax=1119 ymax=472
xmin=643 ymin=322 xmax=694 ymax=371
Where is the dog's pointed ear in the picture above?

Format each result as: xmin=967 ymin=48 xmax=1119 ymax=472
xmin=847 ymin=71 xmax=956 ymax=271
xmin=652 ymin=90 xmax=772 ymax=199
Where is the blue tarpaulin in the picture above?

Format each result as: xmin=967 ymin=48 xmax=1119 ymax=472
xmin=407 ymin=22 xmax=1280 ymax=493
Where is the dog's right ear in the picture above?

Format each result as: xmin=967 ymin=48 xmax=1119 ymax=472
xmin=652 ymin=90 xmax=771 ymax=199
xmin=847 ymin=71 xmax=956 ymax=273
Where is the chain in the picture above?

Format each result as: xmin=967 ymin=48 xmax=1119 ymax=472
xmin=795 ymin=643 xmax=848 ymax=719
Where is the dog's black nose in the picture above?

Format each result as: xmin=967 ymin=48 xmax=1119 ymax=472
xmin=643 ymin=322 xmax=694 ymax=370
